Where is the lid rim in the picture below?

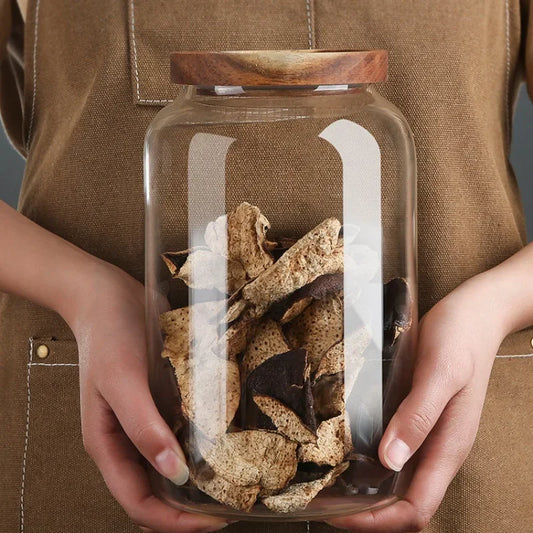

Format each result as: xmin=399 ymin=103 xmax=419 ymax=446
xmin=170 ymin=49 xmax=388 ymax=86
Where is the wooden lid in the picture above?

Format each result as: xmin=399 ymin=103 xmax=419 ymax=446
xmin=170 ymin=49 xmax=388 ymax=86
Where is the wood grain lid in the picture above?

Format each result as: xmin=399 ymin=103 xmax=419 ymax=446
xmin=170 ymin=49 xmax=388 ymax=86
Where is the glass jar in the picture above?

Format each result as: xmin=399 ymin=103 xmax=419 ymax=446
xmin=144 ymin=50 xmax=417 ymax=522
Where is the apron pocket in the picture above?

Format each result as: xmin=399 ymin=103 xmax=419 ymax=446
xmin=127 ymin=0 xmax=313 ymax=105
xmin=20 ymin=337 xmax=135 ymax=533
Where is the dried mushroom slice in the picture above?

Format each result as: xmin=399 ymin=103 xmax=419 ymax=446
xmin=176 ymin=249 xmax=247 ymax=294
xmin=262 ymin=462 xmax=349 ymax=513
xmin=298 ymin=415 xmax=348 ymax=466
xmin=270 ymin=273 xmax=344 ymax=324
xmin=162 ymin=247 xmax=208 ymax=277
xmin=205 ymin=202 xmax=274 ymax=279
xmin=246 ymin=348 xmax=316 ymax=432
xmin=314 ymin=325 xmax=370 ymax=387
xmin=215 ymin=317 xmax=256 ymax=360
xmin=253 ymin=395 xmax=316 ymax=445
xmin=190 ymin=464 xmax=260 ymax=512
xmin=170 ymin=351 xmax=240 ymax=439
xmin=242 ymin=218 xmax=342 ymax=315
xmin=384 ymin=278 xmax=412 ymax=358
xmin=285 ymin=293 xmax=344 ymax=372
xmin=199 ymin=431 xmax=297 ymax=491
xmin=160 ymin=302 xmax=221 ymax=357
xmin=312 ymin=373 xmax=344 ymax=421
xmin=241 ymin=320 xmax=291 ymax=378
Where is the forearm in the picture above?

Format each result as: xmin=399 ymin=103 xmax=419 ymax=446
xmin=0 ymin=200 xmax=102 ymax=321
xmin=466 ymin=241 xmax=533 ymax=337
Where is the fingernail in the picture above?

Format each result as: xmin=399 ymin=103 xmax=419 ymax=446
xmin=154 ymin=448 xmax=189 ymax=486
xmin=385 ymin=438 xmax=411 ymax=471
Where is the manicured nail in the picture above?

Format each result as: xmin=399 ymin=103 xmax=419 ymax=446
xmin=154 ymin=448 xmax=189 ymax=486
xmin=385 ymin=439 xmax=411 ymax=471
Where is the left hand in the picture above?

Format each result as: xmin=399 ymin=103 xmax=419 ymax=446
xmin=328 ymin=271 xmax=509 ymax=532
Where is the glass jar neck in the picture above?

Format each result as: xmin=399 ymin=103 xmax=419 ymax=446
xmin=186 ymin=84 xmax=370 ymax=99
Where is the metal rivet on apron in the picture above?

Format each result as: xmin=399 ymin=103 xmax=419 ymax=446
xmin=36 ymin=344 xmax=50 ymax=359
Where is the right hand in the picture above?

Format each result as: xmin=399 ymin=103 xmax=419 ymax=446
xmin=66 ymin=260 xmax=229 ymax=533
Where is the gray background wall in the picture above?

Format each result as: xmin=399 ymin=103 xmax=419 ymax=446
xmin=1 ymin=86 xmax=533 ymax=240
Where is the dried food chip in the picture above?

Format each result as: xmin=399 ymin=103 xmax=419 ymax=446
xmin=241 ymin=320 xmax=290 ymax=378
xmin=169 ymin=351 xmax=240 ymax=439
xmin=261 ymin=462 xmax=349 ymax=513
xmin=160 ymin=302 xmax=222 ymax=357
xmin=222 ymin=299 xmax=249 ymax=324
xmin=246 ymin=348 xmax=316 ymax=431
xmin=190 ymin=464 xmax=260 ymax=512
xmin=298 ymin=415 xmax=348 ymax=466
xmin=285 ymin=293 xmax=344 ymax=372
xmin=177 ymin=249 xmax=247 ymax=294
xmin=384 ymin=278 xmax=412 ymax=358
xmin=253 ymin=395 xmax=316 ymax=444
xmin=270 ymin=273 xmax=344 ymax=324
xmin=292 ymin=463 xmax=333 ymax=484
xmin=204 ymin=203 xmax=274 ymax=279
xmin=215 ymin=317 xmax=256 ymax=359
xmin=242 ymin=218 xmax=342 ymax=314
xmin=199 ymin=431 xmax=297 ymax=491
xmin=162 ymin=247 xmax=208 ymax=277
xmin=312 ymin=373 xmax=344 ymax=421
xmin=314 ymin=325 xmax=370 ymax=387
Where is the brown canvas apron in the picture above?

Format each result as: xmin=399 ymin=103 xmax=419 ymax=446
xmin=0 ymin=1 xmax=532 ymax=531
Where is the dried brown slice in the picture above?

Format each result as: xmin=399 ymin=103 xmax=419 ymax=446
xmin=245 ymin=348 xmax=316 ymax=432
xmin=176 ymin=249 xmax=247 ymax=294
xmin=162 ymin=247 xmax=208 ymax=277
xmin=383 ymin=277 xmax=412 ymax=358
xmin=314 ymin=324 xmax=370 ymax=387
xmin=222 ymin=299 xmax=249 ymax=324
xmin=215 ymin=316 xmax=256 ymax=359
xmin=242 ymin=218 xmax=342 ymax=314
xmin=298 ymin=415 xmax=348 ymax=466
xmin=169 ymin=351 xmax=240 ymax=439
xmin=204 ymin=202 xmax=274 ymax=279
xmin=160 ymin=301 xmax=222 ymax=357
xmin=253 ymin=395 xmax=316 ymax=445
xmin=261 ymin=462 xmax=349 ymax=513
xmin=190 ymin=465 xmax=260 ymax=512
xmin=312 ymin=373 xmax=344 ymax=421
xmin=241 ymin=319 xmax=290 ymax=377
xmin=270 ymin=273 xmax=344 ymax=324
xmin=285 ymin=293 xmax=344 ymax=372
xmin=199 ymin=431 xmax=297 ymax=491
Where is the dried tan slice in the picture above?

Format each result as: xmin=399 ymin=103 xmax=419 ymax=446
xmin=204 ymin=203 xmax=274 ymax=279
xmin=216 ymin=317 xmax=256 ymax=359
xmin=177 ymin=249 xmax=247 ymax=294
xmin=162 ymin=248 xmax=205 ymax=277
xmin=199 ymin=431 xmax=297 ymax=491
xmin=285 ymin=293 xmax=344 ymax=372
xmin=312 ymin=373 xmax=344 ymax=420
xmin=277 ymin=297 xmax=314 ymax=324
xmin=314 ymin=325 xmax=370 ymax=387
xmin=222 ymin=299 xmax=249 ymax=323
xmin=242 ymin=218 xmax=342 ymax=314
xmin=170 ymin=351 xmax=240 ymax=439
xmin=190 ymin=466 xmax=260 ymax=512
xmin=241 ymin=319 xmax=290 ymax=377
xmin=253 ymin=395 xmax=317 ymax=445
xmin=262 ymin=462 xmax=349 ymax=513
xmin=298 ymin=415 xmax=347 ymax=466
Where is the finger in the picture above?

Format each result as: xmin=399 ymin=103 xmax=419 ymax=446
xmin=96 ymin=355 xmax=189 ymax=487
xmin=378 ymin=346 xmax=472 ymax=472
xmin=328 ymin=385 xmax=482 ymax=533
xmin=83 ymin=392 xmax=227 ymax=533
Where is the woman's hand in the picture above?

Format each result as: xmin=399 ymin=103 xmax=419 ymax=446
xmin=67 ymin=262 xmax=228 ymax=533
xmin=328 ymin=269 xmax=511 ymax=533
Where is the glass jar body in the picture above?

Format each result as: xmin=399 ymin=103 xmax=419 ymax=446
xmin=144 ymin=83 xmax=417 ymax=521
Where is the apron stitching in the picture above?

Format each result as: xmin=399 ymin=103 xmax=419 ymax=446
xmin=19 ymin=338 xmax=34 ymax=533
xmin=28 ymin=362 xmax=79 ymax=367
xmin=495 ymin=353 xmax=533 ymax=359
xmin=504 ymin=0 xmax=511 ymax=147
xmin=305 ymin=0 xmax=313 ymax=48
xmin=26 ymin=0 xmax=41 ymax=150
xmin=130 ymin=0 xmax=172 ymax=105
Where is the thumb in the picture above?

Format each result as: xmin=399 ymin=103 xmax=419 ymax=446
xmin=379 ymin=352 xmax=467 ymax=472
